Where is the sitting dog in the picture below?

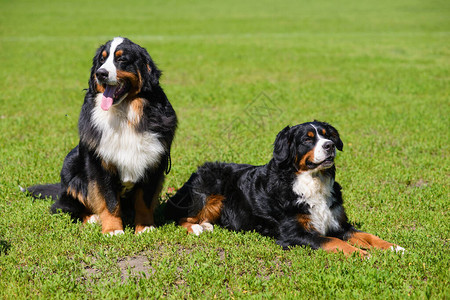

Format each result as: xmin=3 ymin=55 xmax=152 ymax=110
xmin=165 ymin=121 xmax=404 ymax=256
xmin=26 ymin=37 xmax=177 ymax=235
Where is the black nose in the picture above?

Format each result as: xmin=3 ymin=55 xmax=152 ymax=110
xmin=96 ymin=68 xmax=109 ymax=82
xmin=323 ymin=141 xmax=335 ymax=153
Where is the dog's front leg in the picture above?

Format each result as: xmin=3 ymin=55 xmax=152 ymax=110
xmin=88 ymin=182 xmax=123 ymax=235
xmin=133 ymin=186 xmax=158 ymax=234
xmin=320 ymin=236 xmax=368 ymax=257
xmin=346 ymin=231 xmax=405 ymax=253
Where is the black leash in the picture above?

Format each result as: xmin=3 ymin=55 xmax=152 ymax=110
xmin=165 ymin=152 xmax=172 ymax=175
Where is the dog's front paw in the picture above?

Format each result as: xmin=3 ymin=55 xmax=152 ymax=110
xmin=86 ymin=215 xmax=100 ymax=224
xmin=191 ymin=224 xmax=204 ymax=236
xmin=136 ymin=226 xmax=155 ymax=234
xmin=200 ymin=222 xmax=214 ymax=232
xmin=390 ymin=245 xmax=406 ymax=254
xmin=107 ymin=230 xmax=125 ymax=236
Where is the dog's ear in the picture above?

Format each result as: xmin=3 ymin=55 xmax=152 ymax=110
xmin=323 ymin=122 xmax=343 ymax=151
xmin=146 ymin=60 xmax=162 ymax=86
xmin=273 ymin=126 xmax=295 ymax=167
xmin=88 ymin=44 xmax=105 ymax=93
xmin=138 ymin=45 xmax=161 ymax=92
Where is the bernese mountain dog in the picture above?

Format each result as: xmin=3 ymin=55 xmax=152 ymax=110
xmin=26 ymin=37 xmax=177 ymax=235
xmin=165 ymin=121 xmax=404 ymax=256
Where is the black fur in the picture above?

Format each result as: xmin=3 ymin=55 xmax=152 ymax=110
xmin=166 ymin=121 xmax=364 ymax=251
xmin=26 ymin=38 xmax=177 ymax=233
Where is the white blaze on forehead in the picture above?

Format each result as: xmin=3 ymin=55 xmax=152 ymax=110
xmin=311 ymin=124 xmax=333 ymax=163
xmin=99 ymin=37 xmax=124 ymax=85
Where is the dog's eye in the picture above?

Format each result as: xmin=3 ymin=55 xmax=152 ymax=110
xmin=116 ymin=56 xmax=127 ymax=63
xmin=99 ymin=56 xmax=105 ymax=64
xmin=302 ymin=137 xmax=314 ymax=143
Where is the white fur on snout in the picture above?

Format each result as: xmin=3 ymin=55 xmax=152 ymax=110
xmin=98 ymin=37 xmax=124 ymax=85
xmin=191 ymin=224 xmax=204 ymax=236
xmin=311 ymin=125 xmax=334 ymax=163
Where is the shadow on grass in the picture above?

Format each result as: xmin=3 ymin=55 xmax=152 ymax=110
xmin=0 ymin=240 xmax=11 ymax=255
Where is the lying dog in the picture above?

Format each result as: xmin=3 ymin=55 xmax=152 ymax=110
xmin=165 ymin=121 xmax=404 ymax=256
xmin=26 ymin=37 xmax=177 ymax=235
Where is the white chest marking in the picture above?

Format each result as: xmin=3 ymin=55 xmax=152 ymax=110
xmin=91 ymin=94 xmax=165 ymax=183
xmin=293 ymin=171 xmax=340 ymax=235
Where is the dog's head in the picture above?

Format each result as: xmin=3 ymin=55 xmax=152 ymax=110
xmin=273 ymin=121 xmax=343 ymax=173
xmin=88 ymin=37 xmax=161 ymax=111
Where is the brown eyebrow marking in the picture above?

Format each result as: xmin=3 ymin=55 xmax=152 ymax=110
xmin=322 ymin=129 xmax=326 ymax=135
xmin=102 ymin=51 xmax=107 ymax=58
xmin=307 ymin=131 xmax=315 ymax=138
xmin=115 ymin=50 xmax=123 ymax=57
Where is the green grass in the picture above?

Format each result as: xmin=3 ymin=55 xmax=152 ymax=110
xmin=0 ymin=0 xmax=449 ymax=298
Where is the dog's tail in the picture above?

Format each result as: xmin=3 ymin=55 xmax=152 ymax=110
xmin=21 ymin=183 xmax=61 ymax=200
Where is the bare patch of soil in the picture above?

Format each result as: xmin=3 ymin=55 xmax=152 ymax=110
xmin=117 ymin=255 xmax=155 ymax=281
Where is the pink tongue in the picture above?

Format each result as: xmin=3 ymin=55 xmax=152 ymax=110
xmin=101 ymin=85 xmax=116 ymax=111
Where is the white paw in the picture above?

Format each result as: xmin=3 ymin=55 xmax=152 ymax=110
xmin=191 ymin=224 xmax=204 ymax=236
xmin=201 ymin=222 xmax=214 ymax=232
xmin=108 ymin=230 xmax=125 ymax=236
xmin=390 ymin=245 xmax=406 ymax=254
xmin=138 ymin=226 xmax=155 ymax=234
xmin=87 ymin=215 xmax=100 ymax=224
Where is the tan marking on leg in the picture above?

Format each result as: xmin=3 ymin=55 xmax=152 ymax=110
xmin=197 ymin=195 xmax=225 ymax=223
xmin=347 ymin=232 xmax=394 ymax=250
xmin=321 ymin=237 xmax=368 ymax=257
xmin=178 ymin=195 xmax=225 ymax=235
xmin=134 ymin=180 xmax=163 ymax=234
xmin=297 ymin=214 xmax=314 ymax=231
xmin=88 ymin=182 xmax=123 ymax=234
xmin=67 ymin=186 xmax=87 ymax=207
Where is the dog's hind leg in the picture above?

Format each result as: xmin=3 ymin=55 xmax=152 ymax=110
xmin=179 ymin=194 xmax=225 ymax=235
xmin=179 ymin=217 xmax=206 ymax=236
xmin=50 ymin=186 xmax=87 ymax=221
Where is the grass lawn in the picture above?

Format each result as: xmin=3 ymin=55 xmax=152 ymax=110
xmin=0 ymin=0 xmax=449 ymax=298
